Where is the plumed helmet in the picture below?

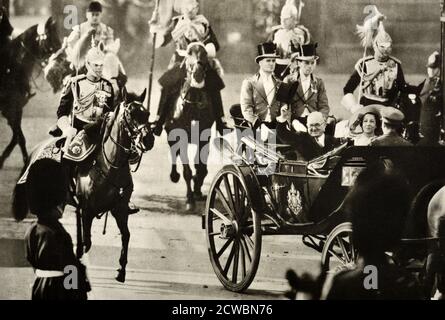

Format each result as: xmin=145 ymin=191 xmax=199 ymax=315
xmin=281 ymin=0 xmax=298 ymax=20
xmin=373 ymin=22 xmax=392 ymax=47
xmin=180 ymin=0 xmax=199 ymax=14
xmin=86 ymin=46 xmax=105 ymax=64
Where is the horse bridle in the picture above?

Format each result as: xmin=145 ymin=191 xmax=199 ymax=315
xmin=102 ymin=102 xmax=148 ymax=170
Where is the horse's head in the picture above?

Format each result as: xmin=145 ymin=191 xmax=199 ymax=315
xmin=44 ymin=49 xmax=72 ymax=93
xmin=111 ymin=88 xmax=154 ymax=152
xmin=36 ymin=16 xmax=61 ymax=59
xmin=184 ymin=42 xmax=209 ymax=87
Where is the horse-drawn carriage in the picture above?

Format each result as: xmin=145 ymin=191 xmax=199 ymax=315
xmin=203 ymin=135 xmax=445 ymax=294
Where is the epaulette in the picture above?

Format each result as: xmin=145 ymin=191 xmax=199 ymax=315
xmin=389 ymin=55 xmax=401 ymax=64
xmin=101 ymin=78 xmax=113 ymax=93
xmin=354 ymin=55 xmax=373 ymax=72
xmin=70 ymin=74 xmax=87 ymax=83
xmin=271 ymin=25 xmax=282 ymax=32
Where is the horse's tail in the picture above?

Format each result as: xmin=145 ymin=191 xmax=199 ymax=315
xmin=12 ymin=165 xmax=30 ymax=222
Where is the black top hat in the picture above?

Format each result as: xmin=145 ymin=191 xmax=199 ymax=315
xmin=87 ymin=1 xmax=103 ymax=12
xmin=293 ymin=42 xmax=319 ymax=61
xmin=255 ymin=42 xmax=279 ymax=64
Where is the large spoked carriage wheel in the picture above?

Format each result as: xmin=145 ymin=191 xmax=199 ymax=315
xmin=205 ymin=165 xmax=262 ymax=292
xmin=321 ymin=223 xmax=357 ymax=274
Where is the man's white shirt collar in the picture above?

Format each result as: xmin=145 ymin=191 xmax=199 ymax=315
xmin=315 ymin=134 xmax=325 ymax=147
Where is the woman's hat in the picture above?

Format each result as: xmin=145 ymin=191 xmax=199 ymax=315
xmin=255 ymin=42 xmax=279 ymax=64
xmin=87 ymin=1 xmax=103 ymax=12
xmin=349 ymin=104 xmax=384 ymax=132
xmin=292 ymin=42 xmax=319 ymax=61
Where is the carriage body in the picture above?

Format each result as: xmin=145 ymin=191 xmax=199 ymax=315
xmin=204 ymin=135 xmax=445 ymax=292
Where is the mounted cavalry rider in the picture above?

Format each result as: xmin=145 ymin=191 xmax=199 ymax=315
xmin=0 ymin=6 xmax=13 ymax=95
xmin=268 ymin=0 xmax=311 ymax=80
xmin=66 ymin=1 xmax=114 ymax=70
xmin=150 ymin=0 xmax=227 ymax=135
xmin=56 ymin=46 xmax=140 ymax=214
xmin=57 ymin=46 xmax=114 ymax=146
xmin=342 ymin=10 xmax=406 ymax=114
xmin=0 ymin=6 xmax=32 ymax=99
xmin=150 ymin=0 xmax=223 ymax=76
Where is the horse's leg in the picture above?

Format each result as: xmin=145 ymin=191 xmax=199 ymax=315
xmin=112 ymin=203 xmax=130 ymax=283
xmin=183 ymin=162 xmax=195 ymax=211
xmin=193 ymin=139 xmax=209 ymax=201
xmin=0 ymin=116 xmax=19 ymax=169
xmin=17 ymin=124 xmax=28 ymax=165
xmin=75 ymin=205 xmax=84 ymax=259
xmin=82 ymin=209 xmax=93 ymax=253
xmin=168 ymin=135 xmax=180 ymax=183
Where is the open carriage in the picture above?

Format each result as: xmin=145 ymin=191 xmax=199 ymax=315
xmin=202 ymin=135 xmax=445 ymax=293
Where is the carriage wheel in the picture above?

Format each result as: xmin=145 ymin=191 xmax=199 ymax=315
xmin=205 ymin=166 xmax=262 ymax=292
xmin=321 ymin=223 xmax=357 ymax=274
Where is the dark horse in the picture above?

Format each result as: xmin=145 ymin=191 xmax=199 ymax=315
xmin=0 ymin=17 xmax=61 ymax=169
xmin=13 ymin=89 xmax=154 ymax=283
xmin=161 ymin=42 xmax=224 ymax=210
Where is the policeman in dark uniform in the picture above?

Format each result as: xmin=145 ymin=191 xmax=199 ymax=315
xmin=418 ymin=51 xmax=442 ymax=145
xmin=370 ymin=107 xmax=412 ymax=146
xmin=342 ymin=18 xmax=406 ymax=114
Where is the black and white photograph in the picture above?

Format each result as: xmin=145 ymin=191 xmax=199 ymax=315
xmin=1 ymin=0 xmax=445 ymax=303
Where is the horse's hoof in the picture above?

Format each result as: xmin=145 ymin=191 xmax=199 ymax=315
xmin=170 ymin=171 xmax=180 ymax=183
xmin=116 ymin=269 xmax=126 ymax=283
xmin=84 ymin=242 xmax=92 ymax=253
xmin=186 ymin=202 xmax=196 ymax=211
xmin=194 ymin=191 xmax=207 ymax=202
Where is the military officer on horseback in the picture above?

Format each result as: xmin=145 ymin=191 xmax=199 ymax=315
xmin=0 ymin=6 xmax=33 ymax=100
xmin=57 ymin=46 xmax=114 ymax=145
xmin=66 ymin=1 xmax=115 ymax=70
xmin=342 ymin=11 xmax=407 ymax=114
xmin=150 ymin=0 xmax=228 ymax=135
xmin=150 ymin=0 xmax=223 ymax=76
xmin=56 ymin=45 xmax=140 ymax=214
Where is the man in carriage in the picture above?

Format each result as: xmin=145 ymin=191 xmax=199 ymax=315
xmin=232 ymin=42 xmax=283 ymax=131
xmin=268 ymin=0 xmax=311 ymax=79
xmin=279 ymin=42 xmax=336 ymax=134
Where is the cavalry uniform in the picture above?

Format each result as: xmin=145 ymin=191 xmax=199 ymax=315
xmin=66 ymin=21 xmax=114 ymax=69
xmin=269 ymin=25 xmax=310 ymax=79
xmin=57 ymin=74 xmax=114 ymax=144
xmin=268 ymin=0 xmax=311 ymax=79
xmin=344 ymin=55 xmax=406 ymax=107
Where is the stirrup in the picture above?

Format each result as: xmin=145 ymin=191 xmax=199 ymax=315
xmin=128 ymin=202 xmax=140 ymax=215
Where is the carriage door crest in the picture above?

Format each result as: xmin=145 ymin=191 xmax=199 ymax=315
xmin=287 ymin=183 xmax=303 ymax=218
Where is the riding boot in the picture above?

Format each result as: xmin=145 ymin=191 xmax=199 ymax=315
xmin=127 ymin=201 xmax=139 ymax=215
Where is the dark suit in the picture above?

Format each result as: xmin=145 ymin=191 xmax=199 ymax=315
xmin=283 ymin=73 xmax=330 ymax=119
xmin=276 ymin=121 xmax=340 ymax=161
xmin=240 ymin=73 xmax=283 ymax=125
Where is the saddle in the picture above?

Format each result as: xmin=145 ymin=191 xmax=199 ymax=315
xmin=17 ymin=131 xmax=97 ymax=185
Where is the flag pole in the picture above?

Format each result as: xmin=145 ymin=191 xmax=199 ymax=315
xmin=147 ymin=0 xmax=161 ymax=113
